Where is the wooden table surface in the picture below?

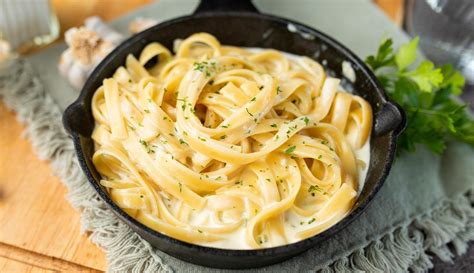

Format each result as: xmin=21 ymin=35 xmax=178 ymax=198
xmin=0 ymin=1 xmax=405 ymax=272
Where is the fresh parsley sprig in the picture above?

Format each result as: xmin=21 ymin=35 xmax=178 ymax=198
xmin=366 ymin=37 xmax=474 ymax=154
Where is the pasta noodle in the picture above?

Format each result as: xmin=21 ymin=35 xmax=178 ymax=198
xmin=91 ymin=33 xmax=372 ymax=249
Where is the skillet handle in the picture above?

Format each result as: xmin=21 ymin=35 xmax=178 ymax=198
xmin=63 ymin=101 xmax=94 ymax=137
xmin=374 ymin=101 xmax=406 ymax=137
xmin=193 ymin=0 xmax=259 ymax=14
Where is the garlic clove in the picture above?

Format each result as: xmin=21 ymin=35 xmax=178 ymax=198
xmin=85 ymin=16 xmax=124 ymax=45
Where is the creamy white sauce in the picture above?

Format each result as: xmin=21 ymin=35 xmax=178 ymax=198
xmin=191 ymin=48 xmax=371 ymax=249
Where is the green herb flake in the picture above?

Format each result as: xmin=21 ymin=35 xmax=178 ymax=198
xmin=284 ymin=145 xmax=296 ymax=155
xmin=245 ymin=108 xmax=254 ymax=117
xmin=277 ymin=86 xmax=282 ymax=94
xmin=303 ymin=117 xmax=309 ymax=125
xmin=139 ymin=139 xmax=155 ymax=154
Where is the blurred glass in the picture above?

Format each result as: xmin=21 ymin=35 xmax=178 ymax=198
xmin=405 ymin=0 xmax=474 ymax=103
xmin=0 ymin=0 xmax=59 ymax=53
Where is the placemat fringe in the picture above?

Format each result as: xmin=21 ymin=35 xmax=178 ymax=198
xmin=0 ymin=59 xmax=172 ymax=273
xmin=321 ymin=192 xmax=473 ymax=272
xmin=1 ymin=59 xmax=473 ymax=273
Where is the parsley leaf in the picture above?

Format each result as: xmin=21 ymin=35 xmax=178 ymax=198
xmin=404 ymin=61 xmax=443 ymax=92
xmin=365 ymin=39 xmax=395 ymax=70
xmin=395 ymin=36 xmax=418 ymax=71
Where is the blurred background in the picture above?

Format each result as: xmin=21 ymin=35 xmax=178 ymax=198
xmin=0 ymin=0 xmax=472 ymax=100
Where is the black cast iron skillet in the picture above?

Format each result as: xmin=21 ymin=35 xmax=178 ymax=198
xmin=63 ymin=0 xmax=406 ymax=269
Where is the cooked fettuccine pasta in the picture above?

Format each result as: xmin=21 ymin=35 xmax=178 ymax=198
xmin=91 ymin=33 xmax=372 ymax=249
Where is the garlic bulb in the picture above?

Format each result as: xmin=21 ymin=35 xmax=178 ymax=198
xmin=58 ymin=17 xmax=123 ymax=90
xmin=85 ymin=16 xmax=123 ymax=45
xmin=129 ymin=17 xmax=159 ymax=34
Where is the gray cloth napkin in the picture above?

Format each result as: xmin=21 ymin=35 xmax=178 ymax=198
xmin=3 ymin=0 xmax=471 ymax=272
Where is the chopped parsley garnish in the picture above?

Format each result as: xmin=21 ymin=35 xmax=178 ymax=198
xmin=144 ymin=109 xmax=150 ymax=113
xmin=303 ymin=116 xmax=309 ymax=125
xmin=193 ymin=61 xmax=217 ymax=78
xmin=250 ymin=96 xmax=256 ymax=102
xmin=277 ymin=86 xmax=283 ymax=94
xmin=270 ymin=123 xmax=277 ymax=128
xmin=139 ymin=139 xmax=155 ymax=154
xmin=284 ymin=145 xmax=296 ymax=155
xmin=308 ymin=218 xmax=316 ymax=224
xmin=220 ymin=135 xmax=227 ymax=140
xmin=221 ymin=124 xmax=230 ymax=128
xmin=245 ymin=108 xmax=254 ymax=117
xmin=308 ymin=185 xmax=327 ymax=196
